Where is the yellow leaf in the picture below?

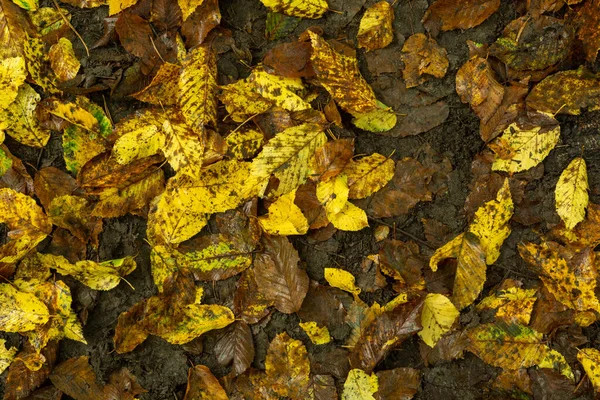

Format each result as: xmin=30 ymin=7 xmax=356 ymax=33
xmin=250 ymin=123 xmax=327 ymax=196
xmin=147 ymin=192 xmax=208 ymax=246
xmin=429 ymin=232 xmax=486 ymax=310
xmin=490 ymin=118 xmax=560 ymax=173
xmin=317 ymin=174 xmax=349 ymax=214
xmin=342 ymin=369 xmax=378 ymax=400
xmin=357 ymin=1 xmax=394 ymax=51
xmin=260 ymin=0 xmax=328 ymax=19
xmin=225 ymin=129 xmax=264 ymax=160
xmin=419 ymin=293 xmax=460 ymax=348
xmin=23 ymin=35 xmax=60 ymax=94
xmin=219 ymin=79 xmax=272 ymax=122
xmin=328 ymin=201 xmax=369 ymax=231
xmin=299 ymin=321 xmax=331 ymax=345
xmin=250 ymin=66 xmax=311 ymax=111
xmin=578 ymin=348 xmax=600 ymax=392
xmin=178 ymin=0 xmax=204 ymax=20
xmin=477 ymin=286 xmax=537 ymax=326
xmin=0 ymin=283 xmax=49 ymax=332
xmin=0 ymin=148 xmax=11 ymax=175
xmin=555 ymin=157 xmax=589 ymax=230
xmin=48 ymin=195 xmax=101 ymax=243
xmin=259 ymin=190 xmax=309 ymax=235
xmin=468 ymin=322 xmax=574 ymax=380
xmin=468 ymin=178 xmax=513 ymax=264
xmin=30 ymin=7 xmax=70 ymax=36
xmin=265 ymin=332 xmax=311 ymax=398
xmin=0 ymin=339 xmax=17 ymax=374
xmin=0 ymin=56 xmax=26 ymax=109
xmin=11 ymin=0 xmax=37 ymax=10
xmin=48 ymin=38 xmax=80 ymax=82
xmin=519 ymin=242 xmax=600 ymax=315
xmin=108 ymin=0 xmax=138 ymax=15
xmin=162 ymin=114 xmax=206 ymax=176
xmin=309 ymin=31 xmax=378 ymax=114
xmin=344 ymin=153 xmax=395 ymax=199
xmin=132 ymin=62 xmax=180 ymax=106
xmin=113 ymin=124 xmax=163 ymax=165
xmin=159 ymin=304 xmax=234 ymax=344
xmin=45 ymin=97 xmax=100 ymax=133
xmin=351 ymin=101 xmax=397 ymax=132
xmin=179 ymin=45 xmax=218 ymax=130
xmin=38 ymin=253 xmax=137 ymax=290
xmin=0 ymin=188 xmax=51 ymax=264
xmin=324 ymin=267 xmax=361 ymax=296
xmin=0 ymin=84 xmax=50 ymax=147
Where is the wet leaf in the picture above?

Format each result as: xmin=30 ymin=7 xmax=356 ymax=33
xmin=47 ymin=195 xmax=102 ymax=244
xmin=0 ymin=145 xmax=34 ymax=195
xmin=181 ymin=0 xmax=220 ymax=48
xmin=260 ymin=0 xmax=328 ymax=19
xmin=423 ymin=0 xmax=500 ymax=32
xmin=178 ymin=0 xmax=205 ymax=21
xmin=234 ymin=267 xmax=273 ymax=324
xmin=23 ymin=35 xmax=59 ymax=94
xmin=0 ymin=0 xmax=30 ymax=60
xmin=214 ymin=321 xmax=254 ymax=377
xmin=4 ymin=341 xmax=58 ymax=399
xmin=48 ymin=38 xmax=80 ymax=82
xmin=0 ymin=56 xmax=26 ymax=109
xmin=103 ymin=368 xmax=147 ymax=400
xmin=0 ymin=283 xmax=49 ymax=332
xmin=259 ymin=190 xmax=309 ymax=235
xmin=429 ymin=232 xmax=486 ymax=310
xmin=250 ymin=66 xmax=311 ymax=112
xmin=401 ymin=33 xmax=448 ymax=88
xmin=263 ymin=41 xmax=314 ymax=78
xmin=0 ymin=84 xmax=51 ymax=147
xmin=265 ymin=332 xmax=311 ymax=398
xmin=571 ymin=1 xmax=600 ymax=62
xmin=357 ymin=1 xmax=394 ymax=51
xmin=418 ymin=293 xmax=459 ymax=348
xmin=132 ymin=62 xmax=180 ymax=105
xmin=49 ymin=356 xmax=103 ymax=400
xmin=467 ymin=322 xmax=574 ymax=380
xmin=219 ymin=79 xmax=273 ymax=122
xmin=179 ymin=45 xmax=217 ymax=130
xmin=254 ymin=235 xmax=309 ymax=313
xmin=456 ymin=56 xmax=504 ymax=124
xmin=375 ymin=368 xmax=421 ymax=400
xmin=344 ymin=153 xmax=394 ymax=200
xmin=317 ymin=174 xmax=368 ymax=231
xmin=551 ymin=203 xmax=600 ymax=249
xmin=342 ymin=369 xmax=378 ymax=400
xmin=555 ymin=157 xmax=588 ymax=230
xmin=578 ymin=348 xmax=600 ymax=393
xmin=33 ymin=167 xmax=81 ymax=211
xmin=312 ymin=139 xmax=354 ymax=181
xmin=324 ymin=267 xmax=361 ymax=296
xmin=265 ymin=11 xmax=300 ymax=40
xmin=184 ymin=365 xmax=228 ymax=400
xmin=351 ymin=101 xmax=397 ymax=132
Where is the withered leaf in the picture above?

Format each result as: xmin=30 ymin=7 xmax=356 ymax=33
xmin=265 ymin=332 xmax=311 ymax=399
xmin=401 ymin=33 xmax=448 ymax=88
xmin=181 ymin=0 xmax=221 ymax=49
xmin=263 ymin=41 xmax=314 ymax=78
xmin=116 ymin=12 xmax=164 ymax=74
xmin=0 ymin=145 xmax=34 ymax=195
xmin=254 ymin=235 xmax=309 ymax=314
xmin=103 ymin=368 xmax=147 ymax=400
xmin=356 ymin=1 xmax=395 ymax=51
xmin=33 ymin=167 xmax=81 ymax=211
xmin=49 ymin=356 xmax=103 ymax=400
xmin=423 ymin=0 xmax=500 ymax=32
xmin=214 ymin=321 xmax=254 ymax=377
xmin=4 ymin=342 xmax=58 ymax=400
xmin=184 ymin=365 xmax=228 ymax=400
xmin=375 ymin=368 xmax=421 ymax=400
xmin=551 ymin=203 xmax=600 ymax=249
xmin=456 ymin=56 xmax=504 ymax=124
xmin=570 ymin=1 xmax=600 ymax=62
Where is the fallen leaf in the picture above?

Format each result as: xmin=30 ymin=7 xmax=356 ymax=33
xmin=492 ymin=369 xmax=533 ymax=398
xmin=132 ymin=62 xmax=180 ymax=105
xmin=263 ymin=41 xmax=314 ymax=78
xmin=184 ymin=365 xmax=228 ymax=400
xmin=214 ymin=321 xmax=254 ymax=377
xmin=4 ymin=341 xmax=58 ymax=399
xmin=226 ymin=129 xmax=264 ymax=160
xmin=312 ymin=139 xmax=354 ymax=181
xmin=265 ymin=332 xmax=311 ymax=398
xmin=260 ymin=0 xmax=328 ymax=19
xmin=0 ymin=339 xmax=17 ymax=374
xmin=423 ymin=0 xmax=500 ymax=32
xmin=254 ymin=235 xmax=309 ymax=313
xmin=477 ymin=284 xmax=537 ymax=325
xmin=344 ymin=153 xmax=394 ymax=200
xmin=259 ymin=190 xmax=309 ymax=235
xmin=555 ymin=157 xmax=588 ymax=230
xmin=179 ymin=45 xmax=218 ymax=130
xmin=324 ymin=267 xmax=361 ymax=296
xmin=265 ymin=11 xmax=300 ymax=40
xmin=0 ymin=283 xmax=49 ymax=332
xmin=181 ymin=0 xmax=220 ymax=49
xmin=401 ymin=33 xmax=448 ymax=88
xmin=23 ymin=35 xmax=59 ymax=94
xmin=419 ymin=293 xmax=459 ymax=348
xmin=234 ymin=267 xmax=273 ymax=324
xmin=48 ymin=38 xmax=80 ymax=81
xmin=0 ymin=84 xmax=51 ymax=147
xmin=49 ymin=356 xmax=103 ymax=400
xmin=0 ymin=0 xmax=30 ymax=60
xmin=249 ymin=66 xmax=311 ymax=112
xmin=578 ymin=348 xmax=600 ymax=393
xmin=103 ymin=368 xmax=147 ymax=400
xmin=570 ymin=1 xmax=600 ymax=62
xmin=108 ymin=0 xmax=138 ymax=15
xmin=375 ymin=368 xmax=421 ymax=400
xmin=551 ymin=203 xmax=600 ymax=249
xmin=299 ymin=321 xmax=331 ymax=345
xmin=0 ymin=56 xmax=26 ymax=109
xmin=342 ymin=369 xmax=378 ymax=400
xmin=456 ymin=56 xmax=504 ymax=124
xmin=356 ymin=1 xmax=394 ymax=51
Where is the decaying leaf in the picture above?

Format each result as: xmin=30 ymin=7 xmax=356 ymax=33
xmin=555 ymin=157 xmax=588 ymax=230
xmin=48 ymin=38 xmax=80 ymax=82
xmin=375 ymin=368 xmax=421 ymax=400
xmin=184 ymin=365 xmax=228 ymax=400
xmin=0 ymin=339 xmax=17 ymax=374
xmin=571 ymin=1 xmax=600 ymax=62
xmin=357 ymin=1 xmax=394 ymax=51
xmin=214 ymin=321 xmax=254 ymax=377
xmin=423 ymin=0 xmax=500 ymax=32
xmin=226 ymin=129 xmax=264 ymax=160
xmin=265 ymin=332 xmax=311 ymax=398
xmin=179 ymin=45 xmax=217 ymax=130
xmin=419 ymin=293 xmax=459 ymax=348
xmin=401 ymin=33 xmax=448 ymax=88
xmin=551 ymin=203 xmax=600 ymax=249
xmin=342 ymin=369 xmax=378 ymax=400
xmin=351 ymin=100 xmax=397 ymax=132
xmin=0 ymin=283 xmax=49 ymax=332
xmin=477 ymin=283 xmax=537 ymax=325
xmin=0 ymin=56 xmax=26 ymax=110
xmin=0 ymin=84 xmax=51 ymax=147
xmin=578 ymin=348 xmax=600 ymax=393
xmin=344 ymin=153 xmax=395 ymax=200
xmin=259 ymin=0 xmax=328 ymax=19
xmin=456 ymin=56 xmax=504 ymax=124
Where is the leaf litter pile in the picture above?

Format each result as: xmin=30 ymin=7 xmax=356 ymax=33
xmin=1 ymin=0 xmax=600 ymax=398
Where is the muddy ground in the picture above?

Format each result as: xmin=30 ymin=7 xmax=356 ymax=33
xmin=2 ymin=0 xmax=600 ymax=399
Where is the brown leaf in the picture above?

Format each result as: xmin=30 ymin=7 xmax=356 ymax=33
xmin=214 ymin=321 xmax=255 ymax=377
xmin=0 ymin=145 xmax=34 ymax=196
xmin=422 ymin=218 xmax=454 ymax=249
xmin=401 ymin=33 xmax=448 ymax=88
xmin=254 ymin=236 xmax=309 ymax=314
xmin=529 ymin=368 xmax=576 ymax=400
xmin=423 ymin=0 xmax=500 ymax=33
xmin=479 ymin=82 xmax=528 ymax=143
xmin=389 ymin=101 xmax=449 ymax=138
xmin=233 ymin=267 xmax=273 ymax=324
xmin=116 ymin=12 xmax=164 ymax=74
xmin=181 ymin=0 xmax=221 ymax=49
xmin=349 ymin=298 xmax=424 ymax=373
xmin=530 ymin=286 xmax=574 ymax=334
xmin=492 ymin=369 xmax=533 ymax=397
xmin=570 ymin=1 xmax=600 ymax=62
xmin=298 ymin=282 xmax=351 ymax=337
xmin=151 ymin=0 xmax=183 ymax=31
xmin=419 ymin=330 xmax=468 ymax=366
xmin=4 ymin=341 xmax=58 ymax=400
xmin=49 ymin=356 xmax=103 ymax=400
xmin=263 ymin=41 xmax=314 ymax=78
xmin=550 ymin=203 xmax=600 ymax=249
xmin=375 ymin=368 xmax=421 ymax=400
xmin=312 ymin=139 xmax=354 ymax=182
xmin=357 ymin=157 xmax=433 ymax=218
xmin=323 ymin=97 xmax=342 ymax=126
xmin=102 ymin=368 xmax=147 ymax=400
xmin=312 ymin=375 xmax=338 ymax=400
xmin=294 ymin=181 xmax=329 ymax=229
xmin=47 ymin=228 xmax=87 ymax=263
xmin=309 ymin=347 xmax=351 ymax=380
xmin=33 ymin=167 xmax=82 ymax=211
xmin=91 ymin=17 xmax=118 ymax=49
xmin=184 ymin=365 xmax=228 ymax=400
xmin=21 ymin=386 xmax=62 ymax=400
xmin=229 ymin=368 xmax=279 ymax=400
xmin=456 ymin=56 xmax=504 ymax=124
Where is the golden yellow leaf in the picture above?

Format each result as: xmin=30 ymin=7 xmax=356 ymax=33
xmin=108 ymin=0 xmax=138 ymax=15
xmin=48 ymin=195 xmax=102 ymax=243
xmin=159 ymin=304 xmax=235 ymax=344
xmin=555 ymin=157 xmax=588 ymax=230
xmin=299 ymin=321 xmax=331 ymax=345
xmin=11 ymin=0 xmax=37 ymax=12
xmin=351 ymin=101 xmax=397 ymax=132
xmin=329 ymin=201 xmax=369 ymax=232
xmin=250 ymin=66 xmax=311 ymax=111
xmin=259 ymin=190 xmax=309 ymax=235
xmin=344 ymin=153 xmax=395 ymax=199
xmin=30 ymin=7 xmax=70 ymax=36
xmin=265 ymin=332 xmax=311 ymax=398
xmin=250 ymin=123 xmax=327 ymax=196
xmin=0 ymin=339 xmax=17 ymax=374
xmin=519 ymin=242 xmax=600 ymax=315
xmin=0 ymin=283 xmax=49 ymax=332
xmin=38 ymin=253 xmax=137 ymax=291
xmin=468 ymin=178 xmax=513 ymax=265
xmin=45 ymin=97 xmax=100 ymax=134
xmin=468 ymin=322 xmax=573 ymax=380
xmin=309 ymin=31 xmax=378 ymax=114
xmin=113 ymin=124 xmax=163 ymax=165
xmin=225 ymin=129 xmax=264 ymax=160
xmin=477 ymin=286 xmax=537 ymax=326
xmin=162 ymin=113 xmax=206 ymax=176
xmin=317 ymin=174 xmax=349 ymax=215
xmin=578 ymin=348 xmax=600 ymax=392
xmin=419 ymin=293 xmax=460 ymax=348
xmin=179 ymin=45 xmax=217 ymax=130
xmin=342 ymin=369 xmax=378 ymax=400
xmin=0 ymin=83 xmax=50 ymax=147
xmin=324 ymin=267 xmax=361 ymax=296
xmin=0 ymin=148 xmax=11 ymax=175
xmin=178 ymin=0 xmax=204 ymax=20
xmin=132 ymin=62 xmax=180 ymax=106
xmin=0 ymin=56 xmax=26 ymax=109
xmin=429 ymin=232 xmax=486 ymax=310
xmin=357 ymin=1 xmax=394 ymax=51
xmin=48 ymin=38 xmax=80 ymax=82
xmin=490 ymin=117 xmax=560 ymax=173
xmin=0 ymin=188 xmax=52 ymax=264
xmin=219 ymin=79 xmax=272 ymax=122
xmin=260 ymin=0 xmax=328 ymax=19
xmin=23 ymin=35 xmax=60 ymax=94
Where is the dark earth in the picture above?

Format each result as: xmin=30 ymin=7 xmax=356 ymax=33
xmin=2 ymin=0 xmax=600 ymax=399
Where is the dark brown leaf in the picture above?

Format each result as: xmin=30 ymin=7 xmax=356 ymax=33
xmin=116 ymin=12 xmax=164 ymax=74
xmin=423 ymin=0 xmax=500 ymax=32
xmin=570 ymin=0 xmax=600 ymax=62
xmin=375 ymin=368 xmax=421 ymax=400
xmin=456 ymin=56 xmax=504 ymax=124
xmin=401 ymin=33 xmax=448 ymax=88
xmin=33 ymin=167 xmax=82 ymax=211
xmin=298 ymin=283 xmax=351 ymax=338
xmin=422 ymin=218 xmax=454 ymax=249
xmin=103 ymin=368 xmax=147 ymax=400
xmin=312 ymin=375 xmax=337 ymax=400
xmin=49 ymin=357 xmax=103 ymax=400
xmin=254 ymin=235 xmax=309 ymax=314
xmin=151 ymin=0 xmax=183 ymax=32
xmin=0 ymin=145 xmax=34 ymax=196
xmin=419 ymin=330 xmax=468 ymax=366
xmin=492 ymin=369 xmax=533 ymax=397
xmin=4 ymin=342 xmax=58 ymax=400
xmin=349 ymin=299 xmax=424 ymax=373
xmin=294 ymin=181 xmax=329 ymax=229
xmin=379 ymin=240 xmax=425 ymax=287
xmin=309 ymin=347 xmax=350 ymax=380
xmin=479 ymin=82 xmax=528 ymax=143
xmin=312 ymin=139 xmax=354 ymax=181
xmin=181 ymin=0 xmax=221 ymax=49
xmin=22 ymin=386 xmax=62 ymax=400
xmin=214 ymin=321 xmax=255 ymax=377
xmin=90 ymin=17 xmax=118 ymax=50
xmin=184 ymin=365 xmax=228 ymax=400
xmin=530 ymin=286 xmax=574 ymax=334
xmin=389 ymin=101 xmax=449 ymax=138
xmin=529 ymin=368 xmax=576 ymax=400
xmin=263 ymin=41 xmax=314 ymax=78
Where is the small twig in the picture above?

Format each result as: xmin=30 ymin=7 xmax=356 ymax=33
xmin=367 ymin=216 xmax=434 ymax=249
xmin=149 ymin=35 xmax=165 ymax=63
xmin=52 ymin=0 xmax=89 ymax=57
